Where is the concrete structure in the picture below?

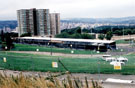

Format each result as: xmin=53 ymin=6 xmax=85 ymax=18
xmin=50 ymin=13 xmax=60 ymax=36
xmin=15 ymin=37 xmax=116 ymax=52
xmin=17 ymin=8 xmax=60 ymax=37
xmin=17 ymin=9 xmax=30 ymax=36
xmin=36 ymin=9 xmax=50 ymax=36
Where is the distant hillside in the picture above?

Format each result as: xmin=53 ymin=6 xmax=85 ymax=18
xmin=0 ymin=20 xmax=17 ymax=30
xmin=0 ymin=16 xmax=135 ymax=30
xmin=61 ymin=16 xmax=135 ymax=24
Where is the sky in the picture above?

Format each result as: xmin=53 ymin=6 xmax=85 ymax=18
xmin=0 ymin=0 xmax=135 ymax=20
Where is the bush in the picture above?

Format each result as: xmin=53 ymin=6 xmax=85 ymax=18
xmin=82 ymin=33 xmax=95 ymax=39
xmin=105 ymin=31 xmax=113 ymax=40
xmin=0 ymin=72 xmax=102 ymax=88
xmin=20 ymin=33 xmax=31 ymax=37
xmin=1 ymin=33 xmax=14 ymax=50
xmin=56 ymin=32 xmax=95 ymax=39
xmin=98 ymin=34 xmax=105 ymax=40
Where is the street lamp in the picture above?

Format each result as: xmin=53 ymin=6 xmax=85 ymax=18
xmin=123 ymin=27 xmax=124 ymax=39
xmin=5 ymin=46 xmax=7 ymax=50
xmin=50 ymin=35 xmax=52 ymax=56
xmin=70 ymin=44 xmax=72 ymax=49
xmin=97 ymin=43 xmax=100 ymax=54
xmin=5 ymin=46 xmax=7 ymax=55
xmin=70 ymin=44 xmax=74 ymax=54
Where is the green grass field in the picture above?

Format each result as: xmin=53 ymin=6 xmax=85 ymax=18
xmin=0 ymin=51 xmax=135 ymax=74
xmin=115 ymin=39 xmax=130 ymax=44
xmin=12 ymin=44 xmax=103 ymax=54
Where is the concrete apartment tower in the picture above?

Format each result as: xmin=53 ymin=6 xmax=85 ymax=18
xmin=17 ymin=8 xmax=52 ymax=37
xmin=50 ymin=13 xmax=60 ymax=36
xmin=17 ymin=9 xmax=30 ymax=36
xmin=36 ymin=9 xmax=50 ymax=36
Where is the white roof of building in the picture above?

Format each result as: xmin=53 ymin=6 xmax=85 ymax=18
xmin=19 ymin=37 xmax=115 ymax=44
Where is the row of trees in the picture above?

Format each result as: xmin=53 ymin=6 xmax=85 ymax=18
xmin=94 ymin=25 xmax=135 ymax=35
xmin=56 ymin=32 xmax=95 ymax=39
xmin=60 ymin=26 xmax=135 ymax=40
xmin=57 ymin=27 xmax=114 ymax=40
xmin=56 ymin=27 xmax=95 ymax=39
xmin=98 ymin=31 xmax=113 ymax=40
xmin=113 ymin=29 xmax=135 ymax=35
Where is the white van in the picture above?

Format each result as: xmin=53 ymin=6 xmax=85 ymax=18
xmin=117 ymin=57 xmax=128 ymax=62
xmin=102 ymin=55 xmax=112 ymax=60
xmin=102 ymin=55 xmax=116 ymax=61
xmin=106 ymin=57 xmax=116 ymax=62
xmin=110 ymin=61 xmax=125 ymax=65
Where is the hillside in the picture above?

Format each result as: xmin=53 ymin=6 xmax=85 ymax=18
xmin=62 ymin=16 xmax=135 ymax=24
xmin=0 ymin=20 xmax=17 ymax=30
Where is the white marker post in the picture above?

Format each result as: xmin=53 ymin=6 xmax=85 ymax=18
xmin=71 ymin=50 xmax=74 ymax=54
xmin=97 ymin=51 xmax=100 ymax=54
xmin=3 ymin=57 xmax=7 ymax=63
xmin=36 ymin=49 xmax=39 ymax=52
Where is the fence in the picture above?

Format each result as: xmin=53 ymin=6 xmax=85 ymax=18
xmin=0 ymin=51 xmax=135 ymax=75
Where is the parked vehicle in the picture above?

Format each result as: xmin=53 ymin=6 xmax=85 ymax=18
xmin=110 ymin=61 xmax=125 ymax=65
xmin=106 ymin=57 xmax=116 ymax=62
xmin=117 ymin=57 xmax=128 ymax=62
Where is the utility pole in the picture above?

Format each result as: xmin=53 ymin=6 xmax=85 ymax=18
xmin=111 ymin=26 xmax=113 ymax=32
xmin=5 ymin=46 xmax=7 ymax=55
xmin=123 ymin=27 xmax=124 ymax=39
xmin=97 ymin=44 xmax=100 ymax=81
xmin=98 ymin=58 xmax=100 ymax=81
xmin=91 ymin=28 xmax=92 ymax=34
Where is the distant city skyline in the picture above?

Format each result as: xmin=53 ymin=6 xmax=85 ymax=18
xmin=0 ymin=0 xmax=135 ymax=20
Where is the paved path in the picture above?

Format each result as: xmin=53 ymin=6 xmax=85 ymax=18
xmin=9 ymin=51 xmax=103 ymax=58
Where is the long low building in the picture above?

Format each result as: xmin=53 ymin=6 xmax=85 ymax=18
xmin=15 ymin=37 xmax=116 ymax=52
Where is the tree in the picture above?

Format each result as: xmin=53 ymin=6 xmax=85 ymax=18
xmin=113 ymin=30 xmax=122 ymax=35
xmin=20 ymin=32 xmax=31 ymax=37
xmin=55 ymin=32 xmax=70 ymax=38
xmin=1 ymin=32 xmax=14 ymax=50
xmin=71 ymin=33 xmax=82 ymax=39
xmin=10 ymin=32 xmax=18 ymax=37
xmin=5 ymin=33 xmax=14 ymax=49
xmin=81 ymin=33 xmax=95 ymax=39
xmin=1 ymin=30 xmax=4 ymax=42
xmin=82 ymin=28 xmax=90 ymax=33
xmin=98 ymin=34 xmax=105 ymax=40
xmin=76 ymin=27 xmax=82 ymax=34
xmin=105 ymin=31 xmax=113 ymax=40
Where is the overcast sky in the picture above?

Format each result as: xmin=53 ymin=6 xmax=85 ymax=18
xmin=0 ymin=0 xmax=135 ymax=20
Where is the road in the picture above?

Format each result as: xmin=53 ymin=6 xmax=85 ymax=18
xmin=102 ymin=82 xmax=135 ymax=88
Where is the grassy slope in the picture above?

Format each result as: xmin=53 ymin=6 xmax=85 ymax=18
xmin=12 ymin=44 xmax=103 ymax=54
xmin=115 ymin=39 xmax=130 ymax=44
xmin=0 ymin=51 xmax=135 ymax=74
